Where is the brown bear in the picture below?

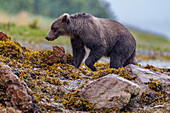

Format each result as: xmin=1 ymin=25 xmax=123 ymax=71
xmin=45 ymin=12 xmax=136 ymax=71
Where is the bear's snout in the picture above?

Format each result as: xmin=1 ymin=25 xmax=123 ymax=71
xmin=45 ymin=36 xmax=57 ymax=41
xmin=45 ymin=36 xmax=50 ymax=41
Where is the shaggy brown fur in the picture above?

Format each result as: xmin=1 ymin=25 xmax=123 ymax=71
xmin=46 ymin=13 xmax=136 ymax=71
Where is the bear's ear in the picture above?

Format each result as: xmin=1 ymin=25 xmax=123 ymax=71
xmin=62 ymin=13 xmax=70 ymax=24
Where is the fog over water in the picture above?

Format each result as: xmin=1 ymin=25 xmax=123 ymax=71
xmin=105 ymin=0 xmax=170 ymax=40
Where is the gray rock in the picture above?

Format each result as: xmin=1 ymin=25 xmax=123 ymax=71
xmin=78 ymin=74 xmax=141 ymax=110
xmin=125 ymin=64 xmax=170 ymax=83
xmin=125 ymin=64 xmax=170 ymax=95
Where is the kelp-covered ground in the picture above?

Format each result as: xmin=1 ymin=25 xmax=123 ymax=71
xmin=0 ymin=38 xmax=169 ymax=112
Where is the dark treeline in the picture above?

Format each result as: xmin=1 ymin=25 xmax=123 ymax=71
xmin=0 ymin=0 xmax=115 ymax=19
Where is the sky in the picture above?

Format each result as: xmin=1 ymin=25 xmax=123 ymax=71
xmin=104 ymin=0 xmax=170 ymax=40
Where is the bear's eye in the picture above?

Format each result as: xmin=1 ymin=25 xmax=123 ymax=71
xmin=51 ymin=27 xmax=57 ymax=32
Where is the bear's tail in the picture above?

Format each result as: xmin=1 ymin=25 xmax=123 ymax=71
xmin=123 ymin=49 xmax=137 ymax=67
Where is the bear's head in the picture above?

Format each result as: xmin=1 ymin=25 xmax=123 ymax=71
xmin=45 ymin=13 xmax=70 ymax=41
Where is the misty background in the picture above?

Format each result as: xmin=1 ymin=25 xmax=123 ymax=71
xmin=105 ymin=0 xmax=170 ymax=40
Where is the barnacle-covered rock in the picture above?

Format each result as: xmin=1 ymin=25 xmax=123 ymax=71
xmin=78 ymin=74 xmax=141 ymax=110
xmin=0 ymin=62 xmax=33 ymax=112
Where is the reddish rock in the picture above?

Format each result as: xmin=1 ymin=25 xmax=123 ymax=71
xmin=0 ymin=63 xmax=20 ymax=84
xmin=46 ymin=46 xmax=67 ymax=64
xmin=0 ymin=31 xmax=11 ymax=41
xmin=6 ymin=85 xmax=32 ymax=111
xmin=0 ymin=62 xmax=33 ymax=112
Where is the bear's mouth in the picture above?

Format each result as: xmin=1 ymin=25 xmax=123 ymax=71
xmin=45 ymin=36 xmax=58 ymax=41
xmin=46 ymin=33 xmax=62 ymax=41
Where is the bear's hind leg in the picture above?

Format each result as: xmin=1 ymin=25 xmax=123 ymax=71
xmin=110 ymin=52 xmax=124 ymax=69
xmin=109 ymin=41 xmax=129 ymax=69
xmin=123 ymin=49 xmax=136 ymax=67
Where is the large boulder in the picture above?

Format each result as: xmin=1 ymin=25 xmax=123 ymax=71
xmin=0 ymin=62 xmax=33 ymax=112
xmin=78 ymin=74 xmax=141 ymax=110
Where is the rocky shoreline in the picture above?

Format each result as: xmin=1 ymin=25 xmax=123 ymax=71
xmin=0 ymin=32 xmax=169 ymax=112
xmin=0 ymin=62 xmax=169 ymax=112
